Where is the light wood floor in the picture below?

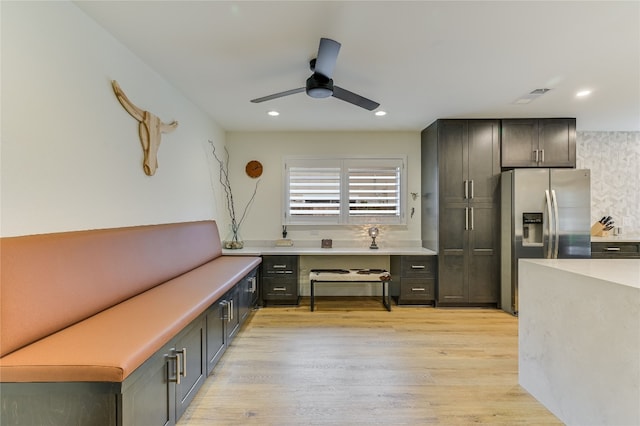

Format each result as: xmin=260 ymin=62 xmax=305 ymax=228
xmin=179 ymin=297 xmax=561 ymax=425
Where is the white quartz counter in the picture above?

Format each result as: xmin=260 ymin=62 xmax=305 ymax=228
xmin=518 ymin=259 xmax=640 ymax=426
xmin=223 ymin=245 xmax=437 ymax=256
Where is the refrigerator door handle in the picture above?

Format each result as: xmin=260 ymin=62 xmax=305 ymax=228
xmin=551 ymin=189 xmax=559 ymax=258
xmin=545 ymin=189 xmax=553 ymax=259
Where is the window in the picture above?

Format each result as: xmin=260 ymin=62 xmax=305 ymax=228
xmin=284 ymin=156 xmax=406 ymax=225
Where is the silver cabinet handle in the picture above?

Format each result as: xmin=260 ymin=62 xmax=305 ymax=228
xmin=230 ymin=300 xmax=234 ymax=321
xmin=411 ymin=288 xmax=426 ymax=291
xmin=273 ymin=264 xmax=287 ymax=269
xmin=175 ymin=348 xmax=187 ymax=379
xmin=219 ymin=300 xmax=228 ymax=320
xmin=273 ymin=287 xmax=287 ymax=291
xmin=465 ymin=207 xmax=469 ymax=230
xmin=534 ymin=149 xmax=539 ymax=163
xmin=605 ymin=247 xmax=621 ymax=251
xmin=167 ymin=350 xmax=180 ymax=384
xmin=540 ymin=149 xmax=545 ymax=163
xmin=250 ymin=277 xmax=257 ymax=293
xmin=464 ymin=180 xmax=469 ymax=199
xmin=470 ymin=180 xmax=474 ymax=199
xmin=411 ymin=265 xmax=425 ymax=269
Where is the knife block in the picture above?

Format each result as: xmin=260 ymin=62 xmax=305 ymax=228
xmin=590 ymin=222 xmax=609 ymax=237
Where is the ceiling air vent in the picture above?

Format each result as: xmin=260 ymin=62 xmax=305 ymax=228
xmin=513 ymin=88 xmax=551 ymax=104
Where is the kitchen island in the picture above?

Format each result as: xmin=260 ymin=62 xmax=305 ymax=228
xmin=518 ymin=258 xmax=640 ymax=426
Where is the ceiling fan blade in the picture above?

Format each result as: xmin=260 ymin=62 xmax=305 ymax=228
xmin=250 ymin=87 xmax=305 ymax=103
xmin=314 ymin=38 xmax=341 ymax=79
xmin=332 ymin=86 xmax=380 ymax=111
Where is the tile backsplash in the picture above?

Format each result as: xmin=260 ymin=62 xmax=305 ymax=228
xmin=576 ymin=131 xmax=640 ymax=234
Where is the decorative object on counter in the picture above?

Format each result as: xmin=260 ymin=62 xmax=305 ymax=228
xmin=275 ymin=225 xmax=293 ymax=246
xmin=368 ymin=227 xmax=379 ymax=249
xmin=209 ymin=140 xmax=260 ymax=249
xmin=591 ymin=216 xmax=615 ymax=237
xmin=111 ymin=80 xmax=178 ymax=176
xmin=321 ymin=239 xmax=332 ymax=249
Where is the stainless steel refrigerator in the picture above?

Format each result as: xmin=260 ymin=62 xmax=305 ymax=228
xmin=501 ymin=169 xmax=591 ymax=315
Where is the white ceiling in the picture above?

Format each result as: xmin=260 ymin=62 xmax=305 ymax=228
xmin=75 ymin=1 xmax=640 ymax=132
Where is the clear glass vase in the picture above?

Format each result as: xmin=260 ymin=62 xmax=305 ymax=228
xmin=223 ymin=225 xmax=244 ymax=249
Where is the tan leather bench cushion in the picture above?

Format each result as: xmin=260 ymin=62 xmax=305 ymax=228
xmin=1 ymin=221 xmax=222 ymax=357
xmin=0 ymin=256 xmax=261 ymax=382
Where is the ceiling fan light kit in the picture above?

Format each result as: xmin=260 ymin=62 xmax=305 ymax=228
xmin=251 ymin=37 xmax=380 ymax=111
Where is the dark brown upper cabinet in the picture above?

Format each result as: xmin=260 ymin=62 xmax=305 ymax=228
xmin=501 ymin=118 xmax=576 ymax=168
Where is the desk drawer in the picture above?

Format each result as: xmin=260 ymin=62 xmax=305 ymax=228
xmin=262 ymin=278 xmax=297 ymax=299
xmin=262 ymin=255 xmax=298 ymax=272
xmin=400 ymin=256 xmax=436 ymax=278
xmin=399 ymin=279 xmax=435 ymax=303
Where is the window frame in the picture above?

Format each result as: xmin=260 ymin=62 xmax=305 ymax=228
xmin=283 ymin=155 xmax=407 ymax=226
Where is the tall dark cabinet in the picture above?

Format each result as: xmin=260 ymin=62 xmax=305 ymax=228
xmin=421 ymin=120 xmax=501 ymax=306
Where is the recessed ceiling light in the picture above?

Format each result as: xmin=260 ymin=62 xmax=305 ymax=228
xmin=375 ymin=110 xmax=387 ymax=116
xmin=576 ymin=90 xmax=592 ymax=98
xmin=267 ymin=110 xmax=279 ymax=116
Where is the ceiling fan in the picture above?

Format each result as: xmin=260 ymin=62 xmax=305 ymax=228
xmin=250 ymin=38 xmax=380 ymax=111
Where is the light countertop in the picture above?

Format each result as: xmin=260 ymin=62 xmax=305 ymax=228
xmin=520 ymin=258 xmax=640 ymax=289
xmin=591 ymin=234 xmax=640 ymax=243
xmin=223 ymin=244 xmax=436 ymax=256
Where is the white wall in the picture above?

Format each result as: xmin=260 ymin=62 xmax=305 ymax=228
xmin=1 ymin=2 xmax=225 ymax=237
xmin=225 ymin=131 xmax=422 ymax=245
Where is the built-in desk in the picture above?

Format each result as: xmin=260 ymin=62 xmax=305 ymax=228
xmin=223 ymin=244 xmax=437 ymax=305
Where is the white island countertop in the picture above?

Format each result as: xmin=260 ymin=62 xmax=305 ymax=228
xmin=518 ymin=258 xmax=640 ymax=426
xmin=521 ymin=258 xmax=640 ymax=289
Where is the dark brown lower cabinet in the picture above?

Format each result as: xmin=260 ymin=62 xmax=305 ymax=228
xmin=591 ymin=241 xmax=640 ymax=258
xmin=391 ymin=255 xmax=436 ymax=305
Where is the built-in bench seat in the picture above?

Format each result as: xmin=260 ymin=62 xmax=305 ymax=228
xmin=0 ymin=220 xmax=261 ymax=425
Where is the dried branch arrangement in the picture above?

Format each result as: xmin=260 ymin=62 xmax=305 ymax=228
xmin=209 ymin=140 xmax=260 ymax=248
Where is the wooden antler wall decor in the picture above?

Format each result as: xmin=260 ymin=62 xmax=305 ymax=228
xmin=111 ymin=80 xmax=178 ymax=176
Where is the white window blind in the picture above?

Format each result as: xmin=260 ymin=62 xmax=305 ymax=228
xmin=348 ymin=165 xmax=401 ymax=219
xmin=284 ymin=157 xmax=406 ymax=225
xmin=288 ymin=166 xmax=341 ymax=218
